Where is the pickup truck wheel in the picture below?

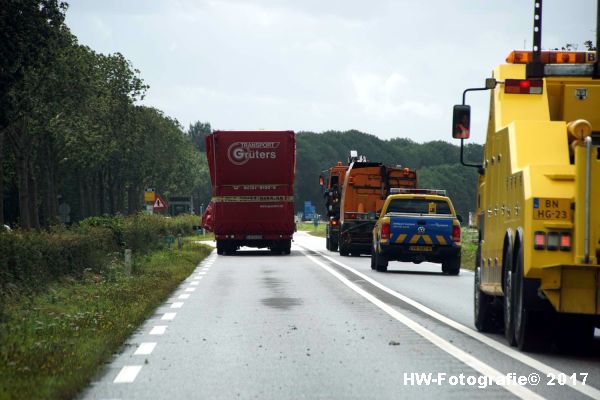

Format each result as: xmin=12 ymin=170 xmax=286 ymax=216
xmin=442 ymin=256 xmax=460 ymax=275
xmin=375 ymin=251 xmax=388 ymax=272
xmin=370 ymin=249 xmax=376 ymax=270
xmin=474 ymin=266 xmax=498 ymax=332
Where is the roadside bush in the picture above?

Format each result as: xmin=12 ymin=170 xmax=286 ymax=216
xmin=0 ymin=228 xmax=117 ymax=294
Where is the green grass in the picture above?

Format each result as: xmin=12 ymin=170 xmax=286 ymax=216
xmin=0 ymin=240 xmax=212 ymax=400
xmin=296 ymin=221 xmax=326 ymax=238
xmin=461 ymin=227 xmax=478 ymax=270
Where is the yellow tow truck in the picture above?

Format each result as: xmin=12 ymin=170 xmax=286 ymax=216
xmin=453 ymin=1 xmax=600 ymax=350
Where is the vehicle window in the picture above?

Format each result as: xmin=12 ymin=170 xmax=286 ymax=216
xmin=386 ymin=199 xmax=452 ymax=214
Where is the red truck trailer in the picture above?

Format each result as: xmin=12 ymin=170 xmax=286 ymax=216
xmin=203 ymin=130 xmax=296 ymax=255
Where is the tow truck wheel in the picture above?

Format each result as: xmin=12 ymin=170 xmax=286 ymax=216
xmin=442 ymin=256 xmax=460 ymax=275
xmin=503 ymin=251 xmax=516 ymax=346
xmin=513 ymin=246 xmax=539 ymax=351
xmin=474 ymin=266 xmax=497 ymax=332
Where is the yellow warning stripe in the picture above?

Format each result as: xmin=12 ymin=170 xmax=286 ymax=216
xmin=408 ymin=234 xmax=433 ymax=245
xmin=213 ymin=196 xmax=294 ymax=203
xmin=395 ymin=234 xmax=407 ymax=244
xmin=436 ymin=235 xmax=447 ymax=245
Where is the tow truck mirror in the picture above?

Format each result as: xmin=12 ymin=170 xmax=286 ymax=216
xmin=452 ymin=105 xmax=471 ymax=139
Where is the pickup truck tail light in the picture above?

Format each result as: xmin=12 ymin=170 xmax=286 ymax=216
xmin=452 ymin=225 xmax=461 ymax=243
xmin=381 ymin=222 xmax=391 ymax=240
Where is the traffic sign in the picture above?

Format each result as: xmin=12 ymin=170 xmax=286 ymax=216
xmin=153 ymin=194 xmax=168 ymax=209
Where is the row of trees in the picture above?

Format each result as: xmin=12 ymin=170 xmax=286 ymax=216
xmin=1 ymin=1 xmax=209 ymax=229
xmin=294 ymin=130 xmax=483 ymax=221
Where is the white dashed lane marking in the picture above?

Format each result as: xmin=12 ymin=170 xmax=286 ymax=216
xmin=113 ymin=366 xmax=142 ymax=383
xmin=161 ymin=313 xmax=176 ymax=321
xmin=178 ymin=294 xmax=190 ymax=300
xmin=171 ymin=302 xmax=184 ymax=309
xmin=134 ymin=342 xmax=157 ymax=355
xmin=149 ymin=326 xmax=167 ymax=335
xmin=185 ymin=287 xmax=196 ymax=292
xmin=190 ymin=281 xmax=199 ymax=285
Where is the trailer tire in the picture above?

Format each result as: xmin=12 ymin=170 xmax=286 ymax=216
xmin=474 ymin=266 xmax=500 ymax=332
xmin=216 ymin=240 xmax=224 ymax=255
xmin=282 ymin=239 xmax=291 ymax=255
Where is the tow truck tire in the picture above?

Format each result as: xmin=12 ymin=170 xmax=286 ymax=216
xmin=474 ymin=266 xmax=498 ymax=332
xmin=442 ymin=256 xmax=460 ymax=275
xmin=325 ymin=237 xmax=331 ymax=251
xmin=503 ymin=250 xmax=517 ymax=346
xmin=513 ymin=246 xmax=540 ymax=352
xmin=375 ymin=251 xmax=388 ymax=272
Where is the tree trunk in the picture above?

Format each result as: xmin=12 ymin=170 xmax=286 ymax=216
xmin=78 ymin=172 xmax=87 ymax=220
xmin=0 ymin=129 xmax=4 ymax=225
xmin=15 ymin=153 xmax=31 ymax=229
xmin=28 ymin=158 xmax=40 ymax=229
xmin=98 ymin=170 xmax=105 ymax=215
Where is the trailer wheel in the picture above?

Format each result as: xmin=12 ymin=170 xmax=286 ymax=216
xmin=474 ymin=266 xmax=499 ymax=332
xmin=216 ymin=240 xmax=224 ymax=255
xmin=442 ymin=255 xmax=460 ymax=275
xmin=282 ymin=239 xmax=291 ymax=255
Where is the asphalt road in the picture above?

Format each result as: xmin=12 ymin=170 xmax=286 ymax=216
xmin=81 ymin=232 xmax=600 ymax=400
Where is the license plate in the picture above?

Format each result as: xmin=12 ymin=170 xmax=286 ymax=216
xmin=533 ymin=198 xmax=571 ymax=220
xmin=409 ymin=245 xmax=432 ymax=252
xmin=246 ymin=235 xmax=263 ymax=239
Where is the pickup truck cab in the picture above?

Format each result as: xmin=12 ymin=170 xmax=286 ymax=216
xmin=371 ymin=189 xmax=461 ymax=275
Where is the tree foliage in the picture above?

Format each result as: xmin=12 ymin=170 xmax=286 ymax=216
xmin=295 ymin=130 xmax=482 ymax=221
xmin=0 ymin=2 xmax=206 ymax=228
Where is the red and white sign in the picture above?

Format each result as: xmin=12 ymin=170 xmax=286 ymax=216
xmin=153 ymin=194 xmax=168 ymax=209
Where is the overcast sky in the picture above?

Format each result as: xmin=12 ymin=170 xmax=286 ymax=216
xmin=65 ymin=1 xmax=596 ymax=144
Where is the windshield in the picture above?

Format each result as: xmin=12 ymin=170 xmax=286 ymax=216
xmin=386 ymin=198 xmax=452 ymax=214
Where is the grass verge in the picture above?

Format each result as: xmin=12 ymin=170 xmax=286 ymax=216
xmin=0 ymin=240 xmax=212 ymax=400
xmin=296 ymin=222 xmax=326 ymax=238
xmin=461 ymin=227 xmax=478 ymax=271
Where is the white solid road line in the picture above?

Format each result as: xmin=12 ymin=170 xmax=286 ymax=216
xmin=134 ymin=342 xmax=157 ymax=356
xmin=317 ymin=251 xmax=600 ymax=400
xmin=113 ymin=365 xmax=142 ymax=383
xmin=302 ymin=251 xmax=543 ymax=400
